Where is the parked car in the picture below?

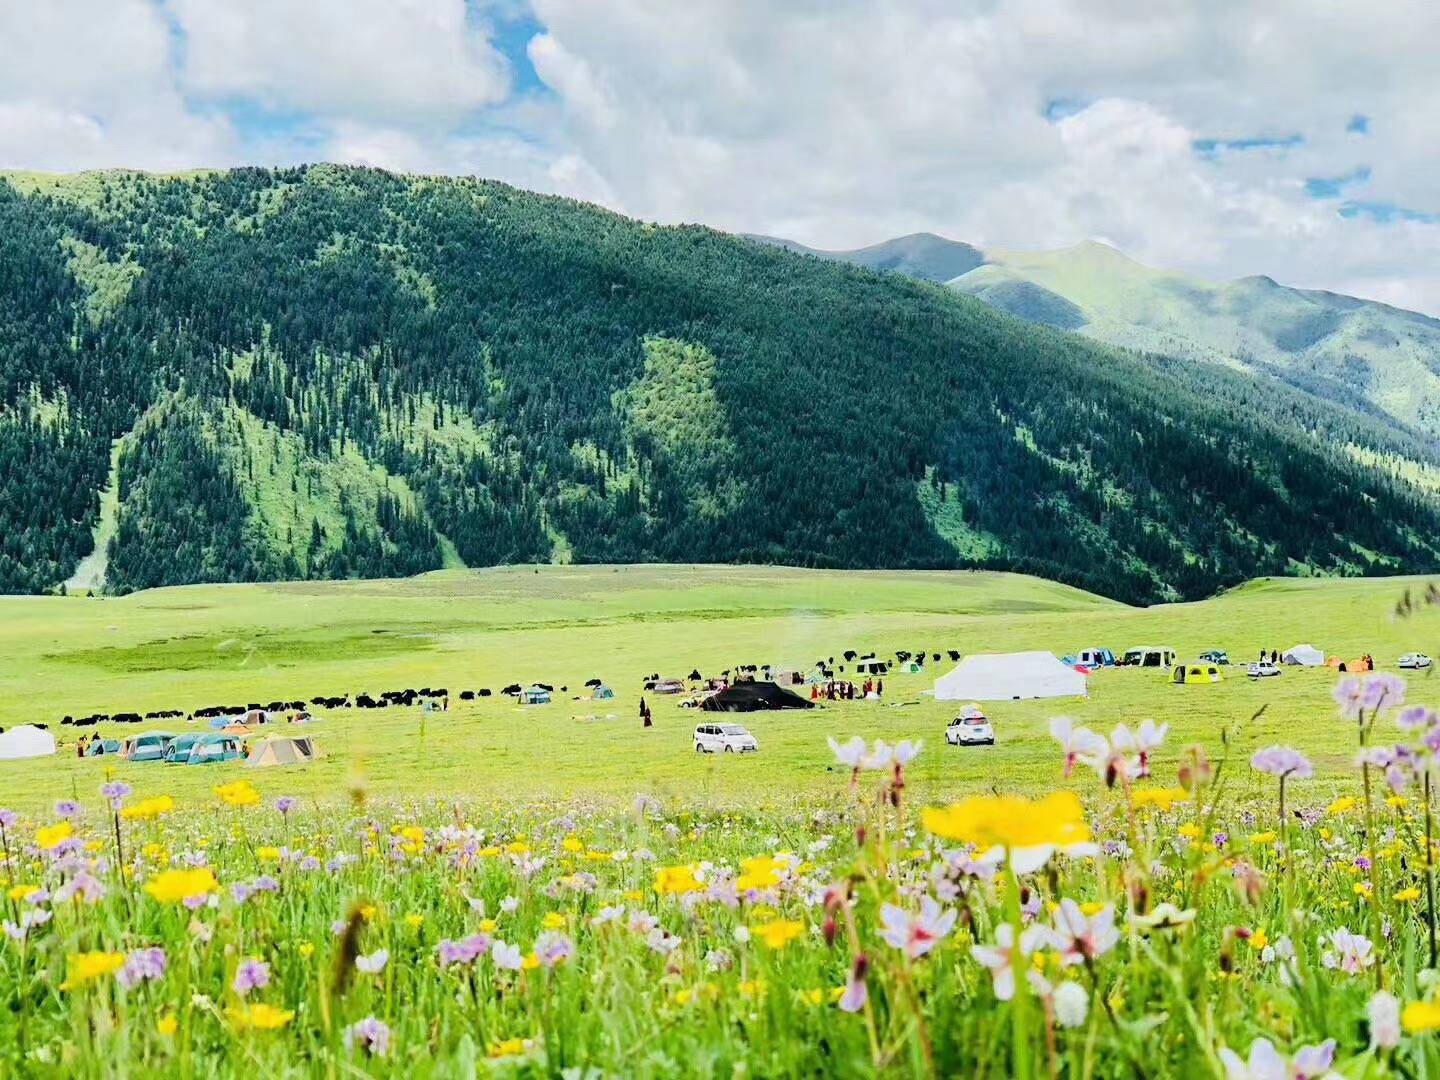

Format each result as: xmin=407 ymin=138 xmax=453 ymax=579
xmin=1247 ymin=661 xmax=1281 ymax=678
xmin=693 ymin=723 xmax=758 ymax=753
xmin=945 ymin=706 xmax=995 ymax=746
xmin=1198 ymin=650 xmax=1230 ymax=665
xmin=1399 ymin=653 xmax=1433 ymax=670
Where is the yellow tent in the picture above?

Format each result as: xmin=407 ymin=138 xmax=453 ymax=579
xmin=1170 ymin=663 xmax=1223 ymax=685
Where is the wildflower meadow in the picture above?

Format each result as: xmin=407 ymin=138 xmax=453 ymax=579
xmin=7 ymin=672 xmax=1440 ymax=1076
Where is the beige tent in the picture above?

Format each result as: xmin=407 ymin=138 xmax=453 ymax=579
xmin=245 ymin=735 xmax=322 ymax=767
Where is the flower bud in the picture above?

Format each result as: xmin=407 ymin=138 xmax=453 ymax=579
xmin=822 ymin=915 xmax=837 ymax=946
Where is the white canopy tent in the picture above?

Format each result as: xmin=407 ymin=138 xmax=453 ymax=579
xmin=1282 ymin=644 xmax=1325 ymax=666
xmin=0 ymin=725 xmax=57 ymax=760
xmin=933 ymin=652 xmax=1088 ymax=702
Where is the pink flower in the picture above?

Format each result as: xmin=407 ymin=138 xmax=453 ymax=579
xmin=1218 ymin=1037 xmax=1334 ymax=1080
xmin=1049 ymin=717 xmax=1108 ymax=778
xmin=876 ymin=896 xmax=956 ymax=958
xmin=1250 ymin=747 xmax=1312 ymax=779
xmin=1050 ymin=900 xmax=1120 ymax=963
xmin=1321 ymin=927 xmax=1373 ymax=975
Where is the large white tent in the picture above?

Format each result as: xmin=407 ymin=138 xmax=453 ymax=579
xmin=1282 ymin=644 xmax=1325 ymax=666
xmin=0 ymin=725 xmax=57 ymax=760
xmin=933 ymin=652 xmax=1088 ymax=702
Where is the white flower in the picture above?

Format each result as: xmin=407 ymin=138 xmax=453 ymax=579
xmin=1368 ymin=990 xmax=1401 ymax=1049
xmin=827 ymin=736 xmax=866 ymax=768
xmin=592 ymin=905 xmax=625 ymax=926
xmin=355 ymin=948 xmax=388 ymax=975
xmin=1049 ymin=716 xmax=1109 ymax=778
xmin=499 ymin=896 xmax=519 ymax=914
xmin=1321 ymin=928 xmax=1374 ymax=975
xmin=492 ymin=941 xmax=524 ymax=970
xmin=1050 ymin=900 xmax=1120 ymax=963
xmin=892 ymin=740 xmax=922 ymax=766
xmin=1218 ymin=1037 xmax=1335 ymax=1080
xmin=970 ymin=924 xmax=1060 ymax=1001
xmin=733 ymin=925 xmax=751 ymax=944
xmin=1052 ymin=981 xmax=1089 ymax=1029
xmin=860 ymin=740 xmax=893 ymax=770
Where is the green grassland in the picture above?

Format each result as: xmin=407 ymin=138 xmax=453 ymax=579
xmin=1 ymin=566 xmax=1435 ymax=815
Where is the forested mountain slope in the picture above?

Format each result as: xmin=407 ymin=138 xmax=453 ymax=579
xmin=4 ymin=165 xmax=1440 ymax=604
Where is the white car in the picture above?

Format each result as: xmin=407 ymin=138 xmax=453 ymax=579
xmin=945 ymin=709 xmax=995 ymax=746
xmin=693 ymin=722 xmax=758 ymax=753
xmin=1247 ymin=661 xmax=1281 ymax=678
xmin=1399 ymin=653 xmax=1433 ymax=670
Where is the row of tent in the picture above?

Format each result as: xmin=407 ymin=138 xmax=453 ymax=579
xmin=0 ymin=724 xmax=320 ymax=766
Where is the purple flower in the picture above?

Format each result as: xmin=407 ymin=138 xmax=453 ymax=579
xmin=252 ymin=875 xmax=280 ymax=893
xmin=1398 ymin=706 xmax=1436 ymax=730
xmin=355 ymin=948 xmax=389 ymax=974
xmin=0 ymin=808 xmax=15 ymax=829
xmin=343 ymin=1015 xmax=391 ymax=1057
xmin=232 ymin=958 xmax=270 ymax=995
xmin=1250 ymin=747 xmax=1313 ymax=779
xmin=877 ymin=897 xmax=957 ymax=958
xmin=1363 ymin=674 xmax=1407 ymax=712
xmin=534 ymin=931 xmax=574 ymax=967
xmin=274 ymin=796 xmax=298 ymax=815
xmin=117 ymin=947 xmax=166 ymax=989
xmin=1333 ymin=677 xmax=1365 ymax=719
xmin=436 ymin=933 xmax=491 ymax=966
xmin=53 ymin=800 xmax=80 ymax=819
xmin=100 ymin=782 xmax=132 ymax=809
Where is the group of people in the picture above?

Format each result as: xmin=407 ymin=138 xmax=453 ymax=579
xmin=810 ymin=678 xmax=882 ymax=701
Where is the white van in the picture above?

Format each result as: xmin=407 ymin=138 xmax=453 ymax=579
xmin=693 ymin=723 xmax=758 ymax=754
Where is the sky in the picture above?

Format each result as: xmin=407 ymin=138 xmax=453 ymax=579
xmin=3 ymin=1 xmax=1440 ymax=314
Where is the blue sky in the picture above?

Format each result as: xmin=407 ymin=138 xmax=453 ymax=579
xmin=2 ymin=0 xmax=1439 ymax=314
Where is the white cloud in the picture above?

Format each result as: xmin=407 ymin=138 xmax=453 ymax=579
xmin=3 ymin=0 xmax=1440 ymax=313
xmin=170 ymin=0 xmax=510 ymax=122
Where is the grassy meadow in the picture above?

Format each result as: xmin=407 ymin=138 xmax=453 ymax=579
xmin=1 ymin=565 xmax=1436 ymax=814
xmin=8 ymin=566 xmax=1440 ymax=1076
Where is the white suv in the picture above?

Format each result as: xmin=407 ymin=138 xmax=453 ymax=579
xmin=693 ymin=723 xmax=758 ymax=753
xmin=945 ymin=710 xmax=995 ymax=746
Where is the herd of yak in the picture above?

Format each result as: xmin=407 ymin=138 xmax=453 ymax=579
xmin=39 ymin=647 xmax=960 ymax=731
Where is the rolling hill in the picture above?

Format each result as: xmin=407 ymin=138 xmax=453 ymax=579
xmin=5 ymin=165 xmax=1440 ymax=604
xmin=754 ymin=232 xmax=1440 ymax=440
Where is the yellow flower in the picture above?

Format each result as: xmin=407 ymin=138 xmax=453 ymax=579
xmin=7 ymin=883 xmax=39 ymax=901
xmin=1326 ymin=796 xmax=1356 ymax=816
xmin=1395 ymin=887 xmax=1422 ymax=903
xmin=144 ymin=867 xmax=219 ymax=904
xmin=751 ymin=919 xmax=805 ymax=949
xmin=1079 ymin=902 xmax=1105 ymax=917
xmin=297 ymin=943 xmax=315 ymax=957
xmin=1319 ymin=828 xmax=1333 ymax=841
xmin=478 ymin=845 xmax=501 ymax=857
xmin=35 ymin=822 xmax=73 ymax=850
xmin=583 ymin=850 xmax=610 ymax=861
xmin=157 ymin=1014 xmax=178 ymax=1036
xmin=1176 ymin=823 xmax=1201 ymax=840
xmin=542 ymin=912 xmax=566 ymax=930
xmin=521 ymin=953 xmax=540 ymax=970
xmin=1387 ymin=796 xmax=1409 ymax=809
xmin=562 ymin=836 xmax=583 ymax=853
xmin=734 ymin=855 xmax=783 ymax=892
xmin=404 ymin=913 xmax=424 ymax=928
xmin=738 ymin=978 xmax=767 ymax=999
xmin=1404 ymin=1002 xmax=1440 ymax=1032
xmin=504 ymin=842 xmax=530 ymax=856
xmin=920 ymin=791 xmax=1091 ymax=851
xmin=1131 ymin=787 xmax=1188 ymax=811
xmin=674 ymin=988 xmax=693 ymax=1005
xmin=798 ymin=988 xmax=824 ymax=1006
xmin=488 ymin=1037 xmax=528 ymax=1058
xmin=256 ymin=847 xmax=281 ymax=860
xmin=59 ymin=951 xmax=125 ymax=990
xmin=226 ymin=1003 xmax=294 ymax=1030
xmin=214 ymin=781 xmax=260 ymax=808
xmin=654 ymin=864 xmax=704 ymax=895
xmin=1354 ymin=882 xmax=1373 ymax=897
xmin=479 ymin=919 xmax=497 ymax=932
xmin=121 ymin=796 xmax=175 ymax=821
xmin=1249 ymin=928 xmax=1268 ymax=951
xmin=1248 ymin=832 xmax=1276 ymax=846
xmin=360 ymin=905 xmax=377 ymax=921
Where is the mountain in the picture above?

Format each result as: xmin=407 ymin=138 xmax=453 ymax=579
xmin=745 ymin=232 xmax=984 ymax=283
xmin=4 ymin=166 xmax=1440 ymax=604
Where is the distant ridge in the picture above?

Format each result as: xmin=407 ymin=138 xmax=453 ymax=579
xmin=745 ymin=232 xmax=984 ymax=283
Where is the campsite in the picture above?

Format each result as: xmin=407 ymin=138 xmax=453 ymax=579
xmin=1 ymin=564 xmax=1435 ymax=814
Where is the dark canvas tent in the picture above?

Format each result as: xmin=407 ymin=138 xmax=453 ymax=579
xmin=700 ymin=681 xmax=815 ymax=713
